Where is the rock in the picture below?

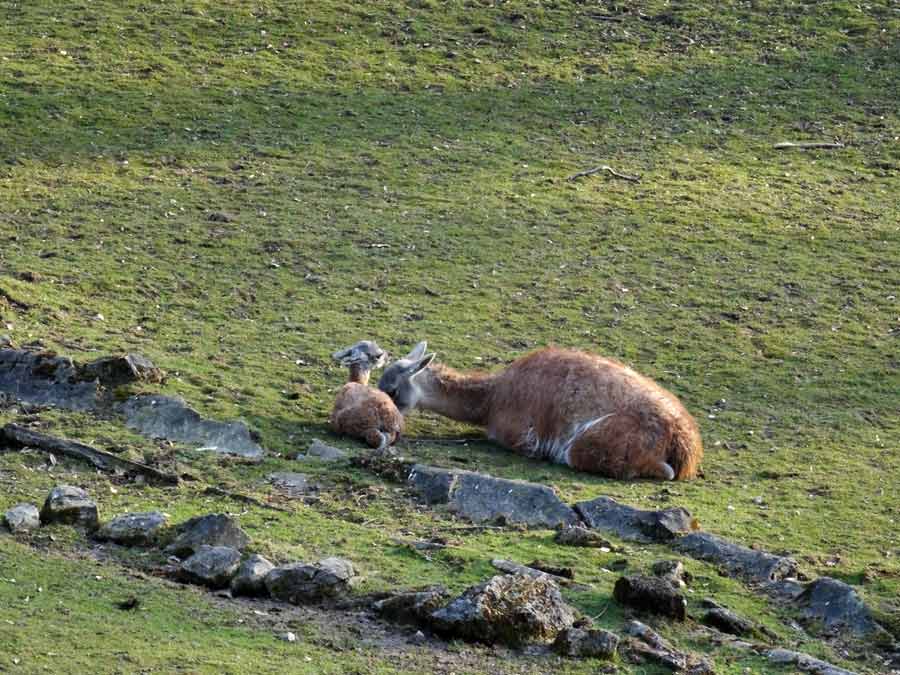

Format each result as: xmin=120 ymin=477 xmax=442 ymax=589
xmin=408 ymin=464 xmax=580 ymax=529
xmin=231 ymin=554 xmax=275 ymax=597
xmin=179 ymin=545 xmax=242 ymax=588
xmin=265 ymin=557 xmax=356 ymax=603
xmin=39 ymin=485 xmax=99 ymax=529
xmin=166 ymin=514 xmax=250 ymax=558
xmin=409 ymin=630 xmax=427 ymax=645
xmin=613 ymin=575 xmax=687 ymax=621
xmin=527 ymin=559 xmax=574 ymax=579
xmin=767 ymin=648 xmax=858 ymax=675
xmin=119 ymin=394 xmax=264 ymax=459
xmin=278 ymin=631 xmax=297 ymax=643
xmin=298 ymin=439 xmax=346 ymax=462
xmin=97 ymin=512 xmax=168 ymax=546
xmin=623 ymin=620 xmax=714 ymax=673
xmin=0 ymin=348 xmax=99 ymax=410
xmin=268 ymin=472 xmax=312 ymax=497
xmin=573 ymin=496 xmax=695 ymax=543
xmin=796 ymin=577 xmax=884 ymax=637
xmin=429 ymin=573 xmax=576 ymax=646
xmin=673 ymin=532 xmax=798 ymax=583
xmin=79 ymin=354 xmax=164 ymax=387
xmin=651 ymin=559 xmax=690 ymax=588
xmin=372 ymin=587 xmax=450 ymax=625
xmin=702 ymin=607 xmax=755 ymax=637
xmin=3 ymin=503 xmax=40 ymax=533
xmin=552 ymin=627 xmax=619 ymax=659
xmin=491 ymin=559 xmax=579 ymax=587
xmin=553 ymin=525 xmax=615 ymax=549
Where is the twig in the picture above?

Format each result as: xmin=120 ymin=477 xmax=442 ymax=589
xmin=404 ymin=436 xmax=484 ymax=445
xmin=568 ymin=165 xmax=640 ymax=182
xmin=773 ymin=141 xmax=845 ymax=150
xmin=1 ymin=423 xmax=179 ymax=486
xmin=202 ymin=485 xmax=291 ymax=513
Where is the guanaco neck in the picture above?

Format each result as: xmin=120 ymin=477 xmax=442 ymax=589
xmin=347 ymin=363 xmax=371 ymax=385
xmin=417 ymin=364 xmax=494 ymax=426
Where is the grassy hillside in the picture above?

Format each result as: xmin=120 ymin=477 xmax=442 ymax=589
xmin=1 ymin=1 xmax=898 ymax=673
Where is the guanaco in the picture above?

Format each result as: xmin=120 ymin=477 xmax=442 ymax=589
xmin=331 ymin=340 xmax=403 ymax=450
xmin=377 ymin=342 xmax=702 ymax=480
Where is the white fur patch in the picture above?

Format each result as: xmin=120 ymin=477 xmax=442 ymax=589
xmin=521 ymin=414 xmax=614 ymax=465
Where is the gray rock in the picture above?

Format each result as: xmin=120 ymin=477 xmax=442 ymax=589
xmin=268 ymin=472 xmax=312 ymax=497
xmin=265 ymin=557 xmax=356 ymax=603
xmin=651 ymin=559 xmax=690 ymax=587
xmin=613 ymin=575 xmax=687 ymax=621
xmin=298 ymin=439 xmax=347 ymax=462
xmin=231 ymin=554 xmax=275 ymax=597
xmin=673 ymin=532 xmax=798 ymax=583
xmin=0 ymin=348 xmax=98 ymax=410
xmin=552 ymin=627 xmax=619 ymax=659
xmin=179 ymin=545 xmax=242 ymax=588
xmin=553 ymin=525 xmax=614 ymax=549
xmin=97 ymin=511 xmax=168 ymax=546
xmin=166 ymin=514 xmax=250 ymax=558
xmin=408 ymin=464 xmax=579 ymax=529
xmin=372 ymin=587 xmax=450 ymax=625
xmin=429 ymin=573 xmax=576 ymax=646
xmin=40 ymin=485 xmax=99 ymax=529
xmin=767 ymin=648 xmax=858 ymax=675
xmin=796 ymin=577 xmax=884 ymax=636
xmin=79 ymin=354 xmax=163 ymax=387
xmin=702 ymin=607 xmax=755 ymax=637
xmin=573 ymin=496 xmax=694 ymax=543
xmin=4 ymin=503 xmax=40 ymax=533
xmin=119 ymin=393 xmax=264 ymax=459
xmin=624 ymin=620 xmax=714 ymax=673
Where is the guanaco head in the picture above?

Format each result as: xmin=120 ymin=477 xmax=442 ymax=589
xmin=377 ymin=341 xmax=435 ymax=412
xmin=332 ymin=340 xmax=387 ymax=370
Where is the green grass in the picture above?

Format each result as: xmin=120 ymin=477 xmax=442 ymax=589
xmin=1 ymin=1 xmax=898 ymax=673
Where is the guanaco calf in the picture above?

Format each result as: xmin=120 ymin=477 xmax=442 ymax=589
xmin=377 ymin=342 xmax=702 ymax=480
xmin=331 ymin=340 xmax=403 ymax=450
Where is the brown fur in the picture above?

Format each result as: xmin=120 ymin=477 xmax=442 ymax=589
xmin=331 ymin=364 xmax=403 ymax=448
xmin=416 ymin=348 xmax=702 ymax=480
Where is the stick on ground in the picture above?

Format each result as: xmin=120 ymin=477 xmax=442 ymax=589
xmin=568 ymin=165 xmax=640 ymax=182
xmin=773 ymin=141 xmax=845 ymax=150
xmin=1 ymin=423 xmax=179 ymax=486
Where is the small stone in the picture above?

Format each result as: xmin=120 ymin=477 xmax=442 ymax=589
xmin=268 ymin=472 xmax=312 ymax=497
xmin=179 ymin=545 xmax=242 ymax=588
xmin=40 ymin=485 xmax=99 ymax=530
xmin=703 ymin=607 xmax=755 ymax=637
xmin=166 ymin=514 xmax=250 ymax=558
xmin=613 ymin=575 xmax=687 ymax=621
xmin=4 ymin=503 xmax=40 ymax=533
xmin=373 ymin=587 xmax=450 ymax=625
xmin=79 ymin=354 xmax=164 ymax=387
xmin=97 ymin=512 xmax=167 ymax=546
xmin=554 ymin=525 xmax=615 ymax=549
xmin=231 ymin=554 xmax=275 ymax=597
xmin=409 ymin=630 xmax=427 ymax=645
xmin=278 ymin=632 xmax=297 ymax=643
xmin=430 ymin=573 xmax=576 ymax=646
xmin=298 ymin=439 xmax=347 ymax=462
xmin=553 ymin=627 xmax=620 ymax=659
xmin=651 ymin=559 xmax=690 ymax=587
xmin=265 ymin=557 xmax=356 ymax=603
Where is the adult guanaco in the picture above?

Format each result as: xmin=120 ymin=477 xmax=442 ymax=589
xmin=377 ymin=342 xmax=702 ymax=480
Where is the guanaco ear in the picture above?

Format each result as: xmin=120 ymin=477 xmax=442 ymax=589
xmin=409 ymin=353 xmax=436 ymax=379
xmin=404 ymin=341 xmax=428 ymax=361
